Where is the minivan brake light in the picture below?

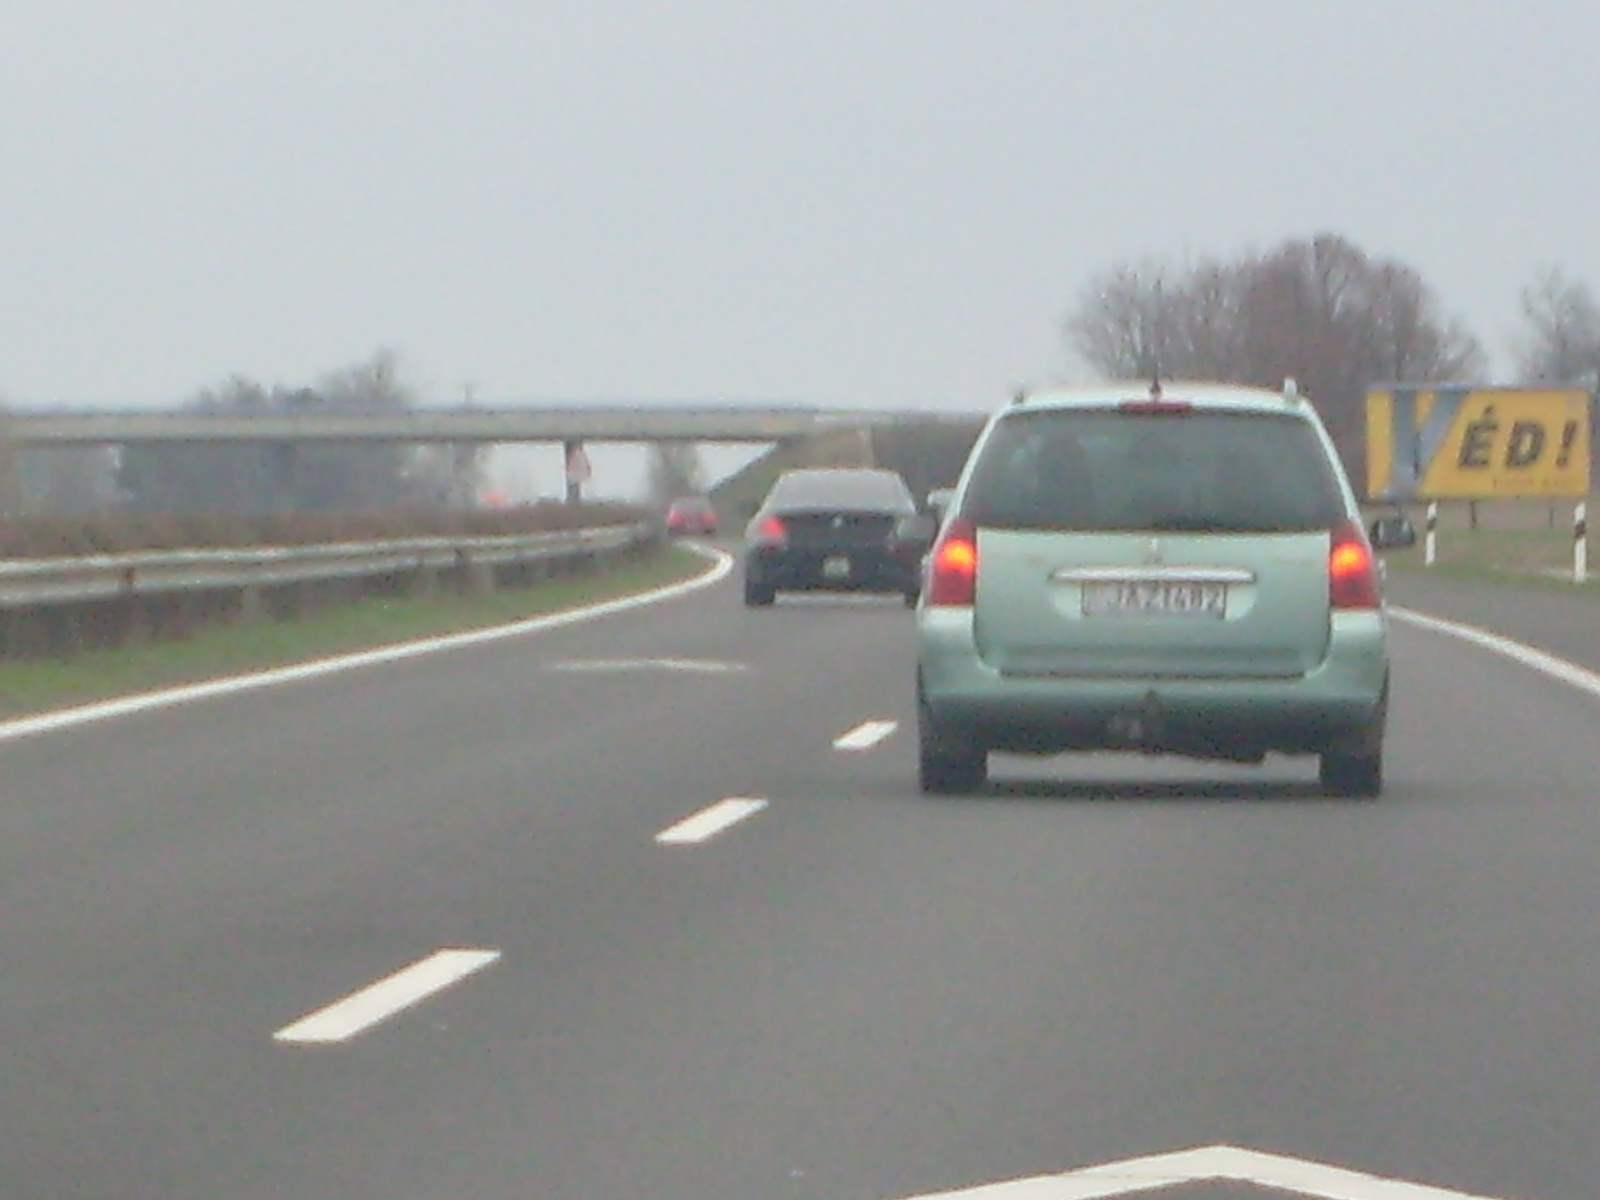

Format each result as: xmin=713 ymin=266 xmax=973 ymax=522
xmin=1329 ymin=519 xmax=1380 ymax=609
xmin=926 ymin=517 xmax=978 ymax=606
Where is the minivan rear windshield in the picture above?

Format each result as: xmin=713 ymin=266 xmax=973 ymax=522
xmin=962 ymin=409 xmax=1347 ymax=533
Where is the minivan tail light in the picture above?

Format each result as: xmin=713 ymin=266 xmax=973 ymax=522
xmin=926 ymin=516 xmax=978 ymax=606
xmin=1329 ymin=520 xmax=1379 ymax=609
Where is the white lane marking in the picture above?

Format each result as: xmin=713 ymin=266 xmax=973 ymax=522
xmin=273 ymin=948 xmax=502 ymax=1046
xmin=895 ymin=1142 xmax=1502 ymax=1199
xmin=0 ymin=547 xmax=733 ymax=746
xmin=833 ymin=719 xmax=899 ymax=751
xmin=546 ymin=657 xmax=746 ymax=674
xmin=1388 ymin=604 xmax=1600 ymax=701
xmin=655 ymin=797 xmax=768 ymax=845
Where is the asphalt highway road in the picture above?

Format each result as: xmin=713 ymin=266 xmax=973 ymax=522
xmin=2 ymin=549 xmax=1599 ymax=1200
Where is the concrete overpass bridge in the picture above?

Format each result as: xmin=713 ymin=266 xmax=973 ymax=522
xmin=0 ymin=405 xmax=980 ymax=447
xmin=1 ymin=403 xmax=989 ymax=507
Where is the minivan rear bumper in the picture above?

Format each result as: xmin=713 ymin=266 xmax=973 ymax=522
xmin=917 ymin=607 xmax=1390 ymax=757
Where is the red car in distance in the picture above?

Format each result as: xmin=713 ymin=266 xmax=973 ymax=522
xmin=665 ymin=496 xmax=720 ymax=536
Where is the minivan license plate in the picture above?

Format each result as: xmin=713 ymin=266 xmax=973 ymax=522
xmin=822 ymin=556 xmax=851 ymax=580
xmin=1082 ymin=581 xmax=1227 ymax=618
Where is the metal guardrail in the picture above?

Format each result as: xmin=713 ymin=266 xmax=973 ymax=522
xmin=0 ymin=522 xmax=651 ymax=610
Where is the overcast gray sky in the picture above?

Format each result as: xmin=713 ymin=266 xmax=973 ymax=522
xmin=5 ymin=0 xmax=1599 ymax=418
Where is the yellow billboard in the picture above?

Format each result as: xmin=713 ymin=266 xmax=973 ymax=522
xmin=1366 ymin=385 xmax=1591 ymax=501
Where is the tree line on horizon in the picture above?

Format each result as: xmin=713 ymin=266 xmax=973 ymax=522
xmin=6 ymin=233 xmax=1600 ymax=517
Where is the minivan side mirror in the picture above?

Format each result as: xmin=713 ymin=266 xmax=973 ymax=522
xmin=925 ymin=487 xmax=956 ymax=518
xmin=1368 ymin=514 xmax=1418 ymax=550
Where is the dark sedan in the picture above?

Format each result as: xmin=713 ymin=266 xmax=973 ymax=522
xmin=664 ymin=495 xmax=719 ymax=536
xmin=742 ymin=467 xmax=937 ymax=607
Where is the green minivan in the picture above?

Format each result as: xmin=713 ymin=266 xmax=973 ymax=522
xmin=915 ymin=379 xmax=1404 ymax=797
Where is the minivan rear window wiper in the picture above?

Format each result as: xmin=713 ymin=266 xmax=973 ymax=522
xmin=1144 ymin=515 xmax=1301 ymax=533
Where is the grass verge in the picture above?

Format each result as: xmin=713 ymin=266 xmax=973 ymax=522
xmin=0 ymin=544 xmax=713 ymax=722
xmin=1380 ymin=529 xmax=1599 ymax=595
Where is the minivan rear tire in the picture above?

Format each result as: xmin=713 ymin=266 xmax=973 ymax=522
xmin=919 ymin=742 xmax=987 ymax=795
xmin=1319 ymin=749 xmax=1382 ymax=798
xmin=917 ymin=695 xmax=986 ymax=794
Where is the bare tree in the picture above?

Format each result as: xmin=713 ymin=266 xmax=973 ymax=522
xmin=1065 ymin=233 xmax=1484 ymax=478
xmin=1067 ymin=260 xmax=1178 ymax=379
xmin=1516 ymin=267 xmax=1600 ymax=386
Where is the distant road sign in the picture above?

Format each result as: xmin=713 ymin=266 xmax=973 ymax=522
xmin=1366 ymin=385 xmax=1591 ymax=501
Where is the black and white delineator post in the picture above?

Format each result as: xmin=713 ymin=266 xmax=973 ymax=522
xmin=1423 ymin=501 xmax=1439 ymax=567
xmin=1575 ymin=500 xmax=1588 ymax=583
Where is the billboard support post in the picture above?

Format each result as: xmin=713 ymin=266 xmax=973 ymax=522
xmin=1575 ymin=501 xmax=1588 ymax=584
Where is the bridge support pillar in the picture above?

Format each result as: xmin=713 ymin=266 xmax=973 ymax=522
xmin=563 ymin=439 xmax=590 ymax=504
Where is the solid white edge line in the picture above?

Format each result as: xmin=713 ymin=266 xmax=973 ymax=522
xmin=897 ymin=1142 xmax=1500 ymax=1199
xmin=1388 ymin=603 xmax=1600 ymax=700
xmin=832 ymin=719 xmax=899 ymax=751
xmin=0 ymin=546 xmax=733 ymax=745
xmin=655 ymin=797 xmax=768 ymax=846
xmin=273 ymin=948 xmax=502 ymax=1045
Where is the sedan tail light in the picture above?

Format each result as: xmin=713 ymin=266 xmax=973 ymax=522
xmin=926 ymin=516 xmax=978 ymax=606
xmin=751 ymin=515 xmax=788 ymax=548
xmin=1329 ymin=519 xmax=1379 ymax=609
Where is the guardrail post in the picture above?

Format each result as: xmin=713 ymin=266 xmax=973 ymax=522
xmin=1424 ymin=501 xmax=1438 ymax=567
xmin=1575 ymin=501 xmax=1588 ymax=584
xmin=459 ymin=550 xmax=494 ymax=596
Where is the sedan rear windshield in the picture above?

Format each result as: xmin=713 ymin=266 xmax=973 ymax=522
xmin=962 ymin=409 xmax=1347 ymax=533
xmin=766 ymin=471 xmax=915 ymax=513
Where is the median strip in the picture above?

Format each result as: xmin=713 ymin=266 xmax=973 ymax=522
xmin=274 ymin=948 xmax=502 ymax=1045
xmin=655 ymin=798 xmax=768 ymax=845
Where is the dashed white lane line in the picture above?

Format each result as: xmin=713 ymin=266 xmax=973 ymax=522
xmin=273 ymin=948 xmax=502 ymax=1045
xmin=655 ymin=798 xmax=768 ymax=845
xmin=833 ymin=719 xmax=899 ymax=751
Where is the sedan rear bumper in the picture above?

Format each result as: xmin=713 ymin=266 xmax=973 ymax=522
xmin=747 ymin=546 xmax=921 ymax=594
